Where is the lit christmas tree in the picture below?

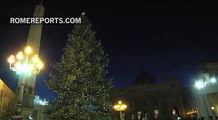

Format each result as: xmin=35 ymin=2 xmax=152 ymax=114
xmin=47 ymin=13 xmax=114 ymax=120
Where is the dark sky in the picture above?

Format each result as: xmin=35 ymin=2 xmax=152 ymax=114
xmin=1 ymin=0 xmax=218 ymax=100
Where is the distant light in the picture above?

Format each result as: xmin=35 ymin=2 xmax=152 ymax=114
xmin=195 ymin=81 xmax=205 ymax=89
xmin=172 ymin=109 xmax=176 ymax=115
xmin=28 ymin=113 xmax=33 ymax=120
xmin=114 ymin=100 xmax=127 ymax=111
xmin=210 ymin=77 xmax=216 ymax=83
xmin=34 ymin=95 xmax=48 ymax=106
xmin=211 ymin=106 xmax=215 ymax=110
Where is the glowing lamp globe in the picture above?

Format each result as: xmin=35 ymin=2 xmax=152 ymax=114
xmin=8 ymin=55 xmax=15 ymax=64
xmin=37 ymin=61 xmax=44 ymax=69
xmin=32 ymin=55 xmax=39 ymax=63
xmin=210 ymin=77 xmax=216 ymax=83
xmin=195 ymin=81 xmax=204 ymax=89
xmin=25 ymin=46 xmax=32 ymax=54
xmin=16 ymin=51 xmax=24 ymax=60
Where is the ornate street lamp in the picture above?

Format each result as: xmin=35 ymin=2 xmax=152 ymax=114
xmin=8 ymin=46 xmax=44 ymax=76
xmin=8 ymin=46 xmax=44 ymax=118
xmin=113 ymin=100 xmax=127 ymax=120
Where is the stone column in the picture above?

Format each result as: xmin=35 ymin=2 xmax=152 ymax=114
xmin=196 ymin=90 xmax=213 ymax=119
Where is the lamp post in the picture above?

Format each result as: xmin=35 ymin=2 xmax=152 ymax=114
xmin=211 ymin=106 xmax=216 ymax=117
xmin=8 ymin=46 xmax=44 ymax=117
xmin=194 ymin=73 xmax=216 ymax=118
xmin=113 ymin=100 xmax=127 ymax=120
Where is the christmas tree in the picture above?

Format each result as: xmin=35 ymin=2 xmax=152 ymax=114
xmin=46 ymin=13 xmax=114 ymax=120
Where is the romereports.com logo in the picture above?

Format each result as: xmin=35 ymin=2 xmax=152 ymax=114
xmin=10 ymin=17 xmax=81 ymax=24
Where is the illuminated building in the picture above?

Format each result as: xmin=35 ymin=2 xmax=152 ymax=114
xmin=111 ymin=68 xmax=186 ymax=120
xmin=0 ymin=79 xmax=16 ymax=119
xmin=190 ymin=63 xmax=218 ymax=119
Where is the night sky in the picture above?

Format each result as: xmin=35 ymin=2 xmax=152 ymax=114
xmin=1 ymin=0 xmax=218 ymax=100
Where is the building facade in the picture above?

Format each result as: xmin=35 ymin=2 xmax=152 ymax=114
xmin=0 ymin=79 xmax=16 ymax=119
xmin=111 ymin=68 xmax=185 ymax=120
xmin=190 ymin=63 xmax=218 ymax=119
